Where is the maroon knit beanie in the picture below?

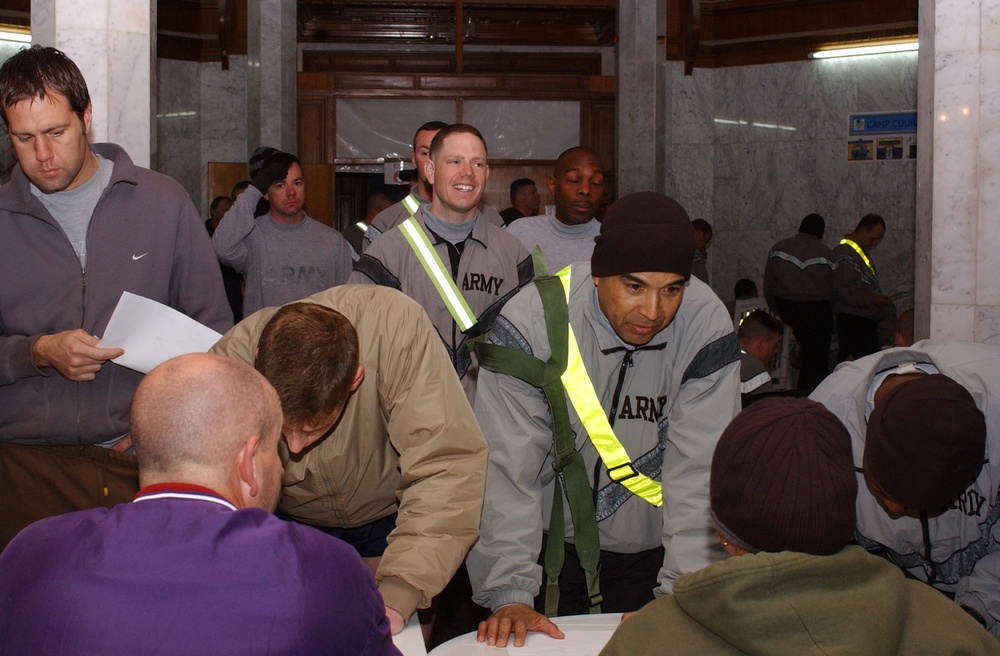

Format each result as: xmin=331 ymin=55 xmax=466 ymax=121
xmin=591 ymin=191 xmax=695 ymax=278
xmin=711 ymin=397 xmax=858 ymax=556
xmin=866 ymin=374 xmax=986 ymax=511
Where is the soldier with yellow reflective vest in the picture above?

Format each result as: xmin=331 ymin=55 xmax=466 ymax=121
xmin=832 ymin=213 xmax=890 ymax=362
xmin=351 ymin=123 xmax=533 ymax=404
xmin=468 ymin=191 xmax=741 ymax=649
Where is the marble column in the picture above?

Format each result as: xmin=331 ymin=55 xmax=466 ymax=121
xmin=246 ymin=0 xmax=297 ymax=156
xmin=31 ymin=0 xmax=155 ymax=167
xmin=616 ymin=0 xmax=667 ymax=195
xmin=916 ymin=0 xmax=1000 ymax=343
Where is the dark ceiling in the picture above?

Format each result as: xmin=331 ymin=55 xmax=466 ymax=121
xmin=1 ymin=0 xmax=918 ymax=71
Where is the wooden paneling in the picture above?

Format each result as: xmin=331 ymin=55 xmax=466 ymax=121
xmin=302 ymin=163 xmax=336 ymax=227
xmin=0 ymin=0 xmax=30 ymax=29
xmin=666 ymin=0 xmax=918 ymax=69
xmin=298 ymin=2 xmax=616 ymax=48
xmin=297 ymin=97 xmax=335 ymax=164
xmin=207 ymin=162 xmax=249 ymax=207
xmin=157 ymin=0 xmax=247 ymax=64
xmin=302 ymin=51 xmax=603 ymax=77
xmin=299 ymin=72 xmax=614 ymax=101
xmin=587 ymin=101 xmax=615 ymax=185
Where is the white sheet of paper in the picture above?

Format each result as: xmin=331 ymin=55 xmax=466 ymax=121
xmin=393 ymin=614 xmax=428 ymax=656
xmin=97 ymin=292 xmax=222 ymax=374
xmin=428 ymin=613 xmax=622 ymax=656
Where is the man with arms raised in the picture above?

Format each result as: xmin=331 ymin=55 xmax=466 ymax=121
xmin=0 ymin=45 xmax=230 ymax=550
xmin=352 ymin=123 xmax=532 ymax=403
xmin=469 ymin=191 xmax=740 ymax=647
xmin=213 ymin=150 xmax=353 ymax=316
xmin=507 ymin=147 xmax=605 ymax=272
xmin=0 ymin=354 xmax=399 ymax=655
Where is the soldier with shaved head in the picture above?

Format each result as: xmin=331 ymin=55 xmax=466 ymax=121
xmin=507 ymin=146 xmax=606 ymax=273
xmin=0 ymin=354 xmax=399 ymax=656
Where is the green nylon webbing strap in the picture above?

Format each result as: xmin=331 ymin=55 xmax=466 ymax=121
xmin=839 ymin=238 xmax=876 ymax=277
xmin=402 ymin=193 xmax=421 ymax=218
xmin=555 ymin=268 xmax=663 ymax=507
xmin=475 ymin=268 xmax=602 ymax=617
xmin=398 ymin=217 xmax=477 ymax=332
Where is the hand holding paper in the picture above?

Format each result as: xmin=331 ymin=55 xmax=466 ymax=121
xmin=97 ymin=292 xmax=223 ymax=374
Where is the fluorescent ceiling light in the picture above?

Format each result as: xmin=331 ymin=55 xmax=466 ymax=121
xmin=0 ymin=30 xmax=30 ymax=43
xmin=714 ymin=118 xmax=797 ymax=132
xmin=811 ymin=40 xmax=918 ymax=59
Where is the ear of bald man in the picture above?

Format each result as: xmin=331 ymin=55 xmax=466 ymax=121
xmin=235 ymin=432 xmax=281 ymax=512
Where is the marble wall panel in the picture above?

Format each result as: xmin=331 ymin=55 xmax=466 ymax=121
xmin=930 ymin=303 xmax=975 ymax=339
xmin=665 ymin=142 xmax=714 ymax=223
xmin=109 ymin=0 xmax=151 ymax=33
xmin=935 ymin=0 xmax=982 ymax=53
xmin=159 ymin=136 xmax=201 ymax=210
xmin=156 ymin=56 xmax=248 ymax=210
xmin=855 ymin=53 xmax=919 ymax=113
xmin=683 ymin=55 xmax=918 ymax=303
xmin=732 ymin=66 xmax=783 ymax=144
xmin=930 ymin=51 xmax=980 ymax=306
xmin=107 ymin=30 xmax=151 ymax=166
xmin=201 ymin=58 xmax=248 ymax=143
xmin=666 ymin=65 xmax=715 ymax=145
xmin=976 ymin=52 xmax=1000 ymax=305
xmin=55 ymin=30 xmax=110 ymax=142
xmin=975 ymin=306 xmax=1000 ymax=345
xmin=156 ymin=59 xmax=199 ymax=205
xmin=984 ymin=0 xmax=1000 ymax=50
xmin=704 ymin=142 xmax=739 ymax=231
xmin=773 ymin=63 xmax=821 ymax=142
xmin=712 ymin=228 xmax=784 ymax=299
xmin=157 ymin=59 xmax=199 ymax=139
xmin=712 ymin=70 xmax=746 ymax=146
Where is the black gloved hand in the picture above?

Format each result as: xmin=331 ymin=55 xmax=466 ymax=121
xmin=252 ymin=161 xmax=288 ymax=194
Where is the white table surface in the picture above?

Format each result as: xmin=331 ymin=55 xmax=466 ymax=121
xmin=428 ymin=613 xmax=623 ymax=656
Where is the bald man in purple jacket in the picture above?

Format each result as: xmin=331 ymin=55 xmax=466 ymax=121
xmin=0 ymin=354 xmax=400 ymax=656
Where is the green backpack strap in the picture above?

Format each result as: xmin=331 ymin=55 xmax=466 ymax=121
xmin=476 ymin=266 xmax=603 ymax=617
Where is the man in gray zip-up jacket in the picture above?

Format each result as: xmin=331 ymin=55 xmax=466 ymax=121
xmin=469 ymin=192 xmax=740 ymax=648
xmin=0 ymin=46 xmax=231 ymax=550
xmin=763 ymin=213 xmax=834 ymax=389
xmin=810 ymin=340 xmax=1000 ymax=639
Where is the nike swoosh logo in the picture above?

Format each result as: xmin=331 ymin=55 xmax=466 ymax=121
xmin=132 ymin=253 xmax=149 ymax=260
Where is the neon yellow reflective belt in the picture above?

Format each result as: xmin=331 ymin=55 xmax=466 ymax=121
xmin=402 ymin=194 xmax=421 ymax=218
xmin=399 ymin=217 xmax=478 ymax=332
xmin=556 ymin=266 xmax=663 ymax=507
xmin=839 ymin=238 xmax=876 ymax=276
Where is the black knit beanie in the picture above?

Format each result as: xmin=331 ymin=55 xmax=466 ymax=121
xmin=866 ymin=374 xmax=986 ymax=511
xmin=591 ymin=191 xmax=695 ymax=279
xmin=711 ymin=397 xmax=858 ymax=556
xmin=249 ymin=146 xmax=279 ymax=177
